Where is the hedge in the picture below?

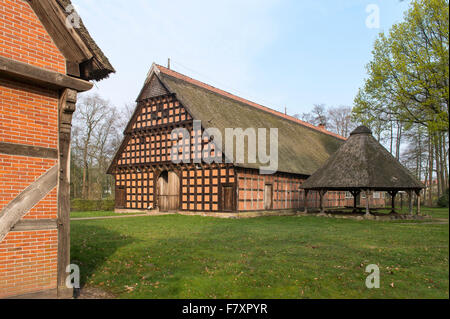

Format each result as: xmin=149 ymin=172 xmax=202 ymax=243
xmin=437 ymin=189 xmax=449 ymax=208
xmin=71 ymin=199 xmax=115 ymax=212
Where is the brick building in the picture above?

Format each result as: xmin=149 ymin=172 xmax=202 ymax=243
xmin=108 ymin=64 xmax=384 ymax=216
xmin=0 ymin=0 xmax=113 ymax=298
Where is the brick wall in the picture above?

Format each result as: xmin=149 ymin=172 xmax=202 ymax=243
xmin=0 ymin=230 xmax=58 ymax=298
xmin=0 ymin=79 xmax=59 ymax=148
xmin=237 ymin=169 xmax=386 ymax=211
xmin=0 ymin=0 xmax=66 ymax=73
xmin=237 ymin=169 xmax=305 ymax=211
xmin=0 ymin=0 xmax=65 ymax=298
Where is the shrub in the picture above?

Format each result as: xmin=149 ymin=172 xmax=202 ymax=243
xmin=71 ymin=199 xmax=115 ymax=211
xmin=437 ymin=189 xmax=449 ymax=208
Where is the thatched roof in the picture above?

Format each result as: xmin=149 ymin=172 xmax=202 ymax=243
xmin=55 ymin=0 xmax=115 ymax=80
xmin=109 ymin=64 xmax=345 ymax=175
xmin=301 ymin=126 xmax=424 ymax=191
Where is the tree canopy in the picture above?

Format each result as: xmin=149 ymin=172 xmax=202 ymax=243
xmin=354 ymin=0 xmax=449 ymax=133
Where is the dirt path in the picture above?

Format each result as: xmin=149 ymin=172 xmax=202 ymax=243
xmin=75 ymin=287 xmax=116 ymax=299
xmin=70 ymin=212 xmax=172 ymax=221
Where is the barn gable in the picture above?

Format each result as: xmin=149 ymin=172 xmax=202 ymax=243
xmin=108 ymin=92 xmax=225 ymax=173
xmin=137 ymin=73 xmax=170 ymax=101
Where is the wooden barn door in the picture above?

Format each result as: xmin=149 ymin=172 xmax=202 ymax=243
xmin=115 ymin=187 xmax=126 ymax=208
xmin=157 ymin=171 xmax=179 ymax=212
xmin=221 ymin=185 xmax=234 ymax=211
xmin=264 ymin=184 xmax=273 ymax=210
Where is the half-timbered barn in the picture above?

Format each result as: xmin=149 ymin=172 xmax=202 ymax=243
xmin=108 ymin=64 xmax=355 ymax=215
xmin=0 ymin=0 xmax=113 ymax=298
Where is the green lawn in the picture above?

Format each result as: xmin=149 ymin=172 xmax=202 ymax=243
xmin=71 ymin=208 xmax=449 ymax=299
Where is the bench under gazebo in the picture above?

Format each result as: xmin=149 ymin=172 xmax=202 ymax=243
xmin=301 ymin=126 xmax=424 ymax=216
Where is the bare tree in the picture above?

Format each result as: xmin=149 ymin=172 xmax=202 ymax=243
xmin=72 ymin=94 xmax=118 ymax=199
xmin=311 ymin=104 xmax=328 ymax=127
xmin=328 ymin=106 xmax=355 ymax=137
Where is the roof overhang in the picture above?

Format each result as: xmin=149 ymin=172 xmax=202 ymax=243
xmin=0 ymin=56 xmax=93 ymax=92
xmin=26 ymin=0 xmax=115 ymax=81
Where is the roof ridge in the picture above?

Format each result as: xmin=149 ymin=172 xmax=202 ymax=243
xmin=155 ymin=64 xmax=346 ymax=140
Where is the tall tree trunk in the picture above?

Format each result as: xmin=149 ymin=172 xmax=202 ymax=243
xmin=395 ymin=121 xmax=402 ymax=160
xmin=443 ymin=132 xmax=449 ymax=190
xmin=439 ymin=132 xmax=447 ymax=192
xmin=428 ymin=133 xmax=433 ymax=206
xmin=389 ymin=117 xmax=394 ymax=154
xmin=82 ymin=144 xmax=89 ymax=199
xmin=418 ymin=128 xmax=422 ymax=180
xmin=434 ymin=138 xmax=441 ymax=199
xmin=423 ymin=153 xmax=429 ymax=203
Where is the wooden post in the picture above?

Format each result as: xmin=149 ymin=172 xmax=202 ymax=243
xmin=416 ymin=190 xmax=421 ymax=215
xmin=351 ymin=190 xmax=360 ymax=213
xmin=389 ymin=191 xmax=398 ymax=214
xmin=400 ymin=192 xmax=403 ymax=211
xmin=408 ymin=190 xmax=413 ymax=215
xmin=319 ymin=190 xmax=325 ymax=214
xmin=303 ymin=190 xmax=309 ymax=213
xmin=365 ymin=190 xmax=370 ymax=215
xmin=57 ymin=88 xmax=77 ymax=298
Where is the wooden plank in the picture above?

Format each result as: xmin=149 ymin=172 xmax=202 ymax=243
xmin=66 ymin=61 xmax=80 ymax=77
xmin=0 ymin=165 xmax=58 ymax=242
xmin=0 ymin=142 xmax=58 ymax=159
xmin=0 ymin=56 xmax=93 ymax=92
xmin=11 ymin=219 xmax=57 ymax=232
xmin=264 ymin=184 xmax=273 ymax=210
xmin=57 ymin=89 xmax=77 ymax=298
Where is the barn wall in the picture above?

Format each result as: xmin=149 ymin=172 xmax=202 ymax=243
xmin=112 ymin=94 xmax=232 ymax=212
xmin=180 ymin=165 xmax=235 ymax=212
xmin=237 ymin=168 xmax=305 ymax=211
xmin=0 ymin=0 xmax=65 ymax=298
xmin=115 ymin=164 xmax=236 ymax=212
xmin=237 ymin=168 xmax=386 ymax=211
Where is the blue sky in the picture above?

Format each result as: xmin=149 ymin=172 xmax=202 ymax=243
xmin=74 ymin=0 xmax=411 ymax=115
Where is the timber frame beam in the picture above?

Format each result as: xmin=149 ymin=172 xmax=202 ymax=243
xmin=0 ymin=165 xmax=58 ymax=242
xmin=0 ymin=142 xmax=58 ymax=159
xmin=56 ymin=88 xmax=77 ymax=298
xmin=0 ymin=56 xmax=93 ymax=92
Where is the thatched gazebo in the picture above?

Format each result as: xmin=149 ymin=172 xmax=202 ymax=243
xmin=301 ymin=126 xmax=424 ymax=216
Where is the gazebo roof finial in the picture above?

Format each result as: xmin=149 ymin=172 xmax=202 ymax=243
xmin=350 ymin=125 xmax=372 ymax=136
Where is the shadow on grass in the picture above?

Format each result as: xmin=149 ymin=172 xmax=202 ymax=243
xmin=70 ymin=222 xmax=138 ymax=292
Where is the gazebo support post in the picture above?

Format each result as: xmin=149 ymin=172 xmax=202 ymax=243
xmin=400 ymin=192 xmax=403 ymax=211
xmin=351 ymin=190 xmax=360 ymax=213
xmin=415 ymin=190 xmax=421 ymax=215
xmin=364 ymin=190 xmax=371 ymax=216
xmin=303 ymin=190 xmax=309 ymax=213
xmin=408 ymin=190 xmax=413 ymax=215
xmin=319 ymin=190 xmax=325 ymax=214
xmin=389 ymin=191 xmax=398 ymax=214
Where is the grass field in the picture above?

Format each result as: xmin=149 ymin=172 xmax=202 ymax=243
xmin=71 ymin=207 xmax=449 ymax=299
